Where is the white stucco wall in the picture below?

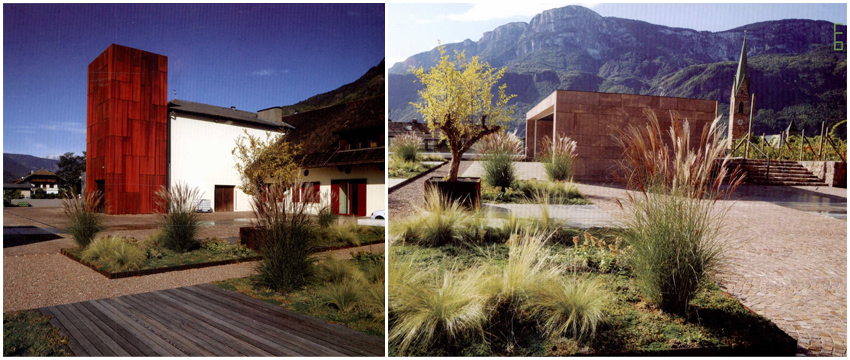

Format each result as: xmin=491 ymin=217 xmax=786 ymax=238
xmin=169 ymin=113 xmax=275 ymax=212
xmin=300 ymin=163 xmax=385 ymax=217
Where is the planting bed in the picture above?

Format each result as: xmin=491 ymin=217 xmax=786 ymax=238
xmin=481 ymin=179 xmax=591 ymax=205
xmin=3 ymin=310 xmax=70 ymax=356
xmin=214 ymin=252 xmax=385 ymax=337
xmin=389 ymin=237 xmax=796 ymax=356
xmin=62 ymin=246 xmax=260 ymax=279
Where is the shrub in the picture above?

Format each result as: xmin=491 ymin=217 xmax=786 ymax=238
xmin=389 ymin=263 xmax=487 ymax=354
xmin=62 ymin=191 xmax=105 ymax=248
xmin=541 ymin=135 xmax=577 ymax=182
xmin=252 ymin=182 xmax=318 ymax=293
xmin=477 ymin=130 xmax=523 ymax=189
xmin=81 ymin=235 xmax=145 ymax=272
xmin=615 ymin=109 xmax=741 ymax=314
xmin=155 ymin=183 xmax=203 ymax=252
xmin=528 ymin=277 xmax=606 ymax=341
xmin=390 ymin=133 xmax=422 ymax=163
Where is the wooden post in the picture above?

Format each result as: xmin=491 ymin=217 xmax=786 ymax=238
xmin=800 ymin=129 xmax=805 ymax=161
xmin=745 ymin=93 xmax=755 ymax=159
xmin=818 ymin=121 xmax=826 ymax=160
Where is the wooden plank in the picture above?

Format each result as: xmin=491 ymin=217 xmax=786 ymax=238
xmin=171 ymin=286 xmax=345 ymax=357
xmin=43 ymin=305 xmax=102 ymax=356
xmin=39 ymin=307 xmax=86 ymax=357
xmin=150 ymin=289 xmax=298 ymax=356
xmin=129 ymin=292 xmax=271 ymax=356
xmin=81 ymin=300 xmax=150 ymax=356
xmin=67 ymin=302 xmax=133 ymax=356
xmin=55 ymin=303 xmax=118 ymax=356
xmin=198 ymin=284 xmax=384 ymax=356
xmin=115 ymin=295 xmax=236 ymax=357
xmin=91 ymin=299 xmax=187 ymax=357
xmin=104 ymin=297 xmax=211 ymax=357
xmin=182 ymin=285 xmax=359 ymax=356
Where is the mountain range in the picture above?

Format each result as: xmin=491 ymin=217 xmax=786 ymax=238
xmin=3 ymin=153 xmax=59 ymax=183
xmin=278 ymin=59 xmax=385 ymax=117
xmin=389 ymin=6 xmax=846 ymax=137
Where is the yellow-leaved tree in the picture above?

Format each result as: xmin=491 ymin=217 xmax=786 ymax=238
xmin=232 ymin=130 xmax=302 ymax=196
xmin=410 ymin=45 xmax=516 ymax=182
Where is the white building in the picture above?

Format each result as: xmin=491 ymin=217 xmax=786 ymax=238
xmin=168 ymin=99 xmax=289 ymax=212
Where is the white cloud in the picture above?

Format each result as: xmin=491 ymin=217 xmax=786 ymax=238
xmin=388 ymin=56 xmax=408 ymax=65
xmin=252 ymin=69 xmax=275 ymax=76
xmin=46 ymin=154 xmax=64 ymax=160
xmin=12 ymin=122 xmax=86 ymax=134
xmin=445 ymin=3 xmax=597 ymax=22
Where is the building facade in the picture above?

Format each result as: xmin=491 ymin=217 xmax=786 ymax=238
xmin=526 ymin=90 xmax=717 ymax=181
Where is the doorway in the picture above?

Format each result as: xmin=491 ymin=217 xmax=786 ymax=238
xmin=95 ymin=180 xmax=105 ymax=213
xmin=214 ymin=185 xmax=235 ymax=212
xmin=331 ymin=179 xmax=366 ymax=216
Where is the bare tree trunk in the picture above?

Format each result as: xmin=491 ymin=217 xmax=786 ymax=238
xmin=447 ymin=148 xmax=462 ymax=182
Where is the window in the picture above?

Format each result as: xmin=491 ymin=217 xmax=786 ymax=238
xmin=292 ymin=182 xmax=320 ymax=203
xmin=738 ymin=102 xmax=744 ymax=114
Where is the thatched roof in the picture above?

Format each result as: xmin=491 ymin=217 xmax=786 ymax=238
xmin=281 ymin=95 xmax=384 ymax=167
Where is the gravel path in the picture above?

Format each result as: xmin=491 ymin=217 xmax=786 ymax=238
xmin=575 ymin=183 xmax=847 ymax=356
xmin=388 ymin=160 xmax=474 ymax=219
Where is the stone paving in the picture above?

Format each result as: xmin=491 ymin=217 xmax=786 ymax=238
xmin=575 ymin=182 xmax=847 ymax=356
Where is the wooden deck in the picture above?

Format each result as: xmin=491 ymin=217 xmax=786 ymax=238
xmin=37 ymin=284 xmax=385 ymax=356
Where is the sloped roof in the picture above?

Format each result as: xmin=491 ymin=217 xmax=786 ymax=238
xmin=388 ymin=120 xmax=439 ymax=140
xmin=13 ymin=169 xmax=57 ymax=184
xmin=168 ymin=99 xmax=291 ymax=130
xmin=280 ymin=95 xmax=384 ymax=167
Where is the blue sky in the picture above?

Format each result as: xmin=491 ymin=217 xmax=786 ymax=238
xmin=4 ymin=3 xmax=385 ymax=158
xmin=387 ymin=3 xmax=848 ymax=65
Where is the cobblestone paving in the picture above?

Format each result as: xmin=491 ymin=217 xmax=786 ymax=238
xmin=575 ymin=183 xmax=847 ymax=356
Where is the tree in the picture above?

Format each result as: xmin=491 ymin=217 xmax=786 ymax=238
xmin=232 ymin=130 xmax=302 ymax=196
xmin=410 ymin=45 xmax=516 ymax=182
xmin=56 ymin=152 xmax=86 ymax=194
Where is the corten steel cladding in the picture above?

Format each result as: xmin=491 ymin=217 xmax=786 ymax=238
xmin=424 ymin=176 xmax=481 ymax=209
xmin=86 ymin=44 xmax=168 ymax=214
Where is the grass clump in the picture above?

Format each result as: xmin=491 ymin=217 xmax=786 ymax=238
xmin=482 ymin=179 xmax=590 ymax=205
xmin=530 ymin=277 xmax=606 ymax=340
xmin=80 ymin=235 xmax=146 ymax=272
xmin=252 ymin=182 xmax=318 ymax=293
xmin=615 ymin=109 xmax=742 ymax=315
xmin=62 ymin=191 xmax=105 ymax=248
xmin=541 ymin=135 xmax=577 ymax=182
xmin=477 ymin=130 xmax=523 ymax=189
xmin=391 ymin=133 xmax=422 ymax=162
xmin=155 ymin=182 xmax=203 ymax=253
xmin=3 ymin=310 xmax=70 ymax=356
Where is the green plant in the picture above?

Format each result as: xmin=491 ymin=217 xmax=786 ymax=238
xmin=80 ymin=235 xmax=145 ymax=272
xmin=3 ymin=310 xmax=70 ymax=356
xmin=317 ymin=205 xmax=336 ymax=227
xmin=62 ymin=191 xmax=105 ymax=248
xmin=528 ymin=277 xmax=606 ymax=341
xmin=541 ymin=135 xmax=577 ymax=182
xmin=390 ymin=133 xmax=422 ymax=163
xmin=320 ymin=278 xmax=365 ymax=312
xmin=155 ymin=182 xmax=203 ymax=252
xmin=317 ymin=257 xmax=363 ymax=284
xmin=391 ymin=190 xmax=472 ymax=246
xmin=252 ymin=182 xmax=318 ymax=293
xmin=389 ymin=263 xmax=488 ymax=354
xmin=477 ymin=130 xmax=523 ymax=189
xmin=616 ymin=110 xmax=741 ymax=314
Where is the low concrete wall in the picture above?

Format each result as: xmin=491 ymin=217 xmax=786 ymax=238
xmin=11 ymin=199 xmax=64 ymax=207
xmin=799 ymin=161 xmax=847 ymax=188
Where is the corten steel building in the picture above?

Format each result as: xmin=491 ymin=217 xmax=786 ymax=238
xmin=525 ymin=90 xmax=718 ymax=182
xmin=86 ymin=44 xmax=284 ymax=214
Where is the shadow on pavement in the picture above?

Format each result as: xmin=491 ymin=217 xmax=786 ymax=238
xmin=3 ymin=226 xmax=63 ymax=248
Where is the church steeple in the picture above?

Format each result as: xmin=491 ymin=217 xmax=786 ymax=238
xmin=733 ymin=32 xmax=749 ymax=92
xmin=728 ymin=32 xmax=752 ymax=144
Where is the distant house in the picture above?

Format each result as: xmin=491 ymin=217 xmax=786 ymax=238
xmin=4 ymin=182 xmax=33 ymax=198
xmin=13 ymin=169 xmax=60 ymax=195
xmin=260 ymin=96 xmax=384 ymax=217
xmin=387 ymin=119 xmax=444 ymax=152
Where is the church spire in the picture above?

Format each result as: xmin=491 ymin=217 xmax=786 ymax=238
xmin=733 ymin=31 xmax=749 ymax=91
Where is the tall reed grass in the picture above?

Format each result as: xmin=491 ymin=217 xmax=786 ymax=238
xmin=62 ymin=191 xmax=105 ymax=248
xmin=541 ymin=135 xmax=577 ymax=182
xmin=477 ymin=130 xmax=523 ymax=189
xmin=155 ymin=182 xmax=203 ymax=252
xmin=391 ymin=133 xmax=422 ymax=163
xmin=615 ymin=109 xmax=742 ymax=314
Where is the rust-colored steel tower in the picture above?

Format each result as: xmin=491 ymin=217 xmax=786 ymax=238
xmin=86 ymin=44 xmax=168 ymax=214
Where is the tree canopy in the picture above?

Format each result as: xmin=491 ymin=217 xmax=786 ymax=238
xmin=232 ymin=130 xmax=302 ymax=196
xmin=56 ymin=152 xmax=86 ymax=194
xmin=410 ymin=45 xmax=515 ymax=181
